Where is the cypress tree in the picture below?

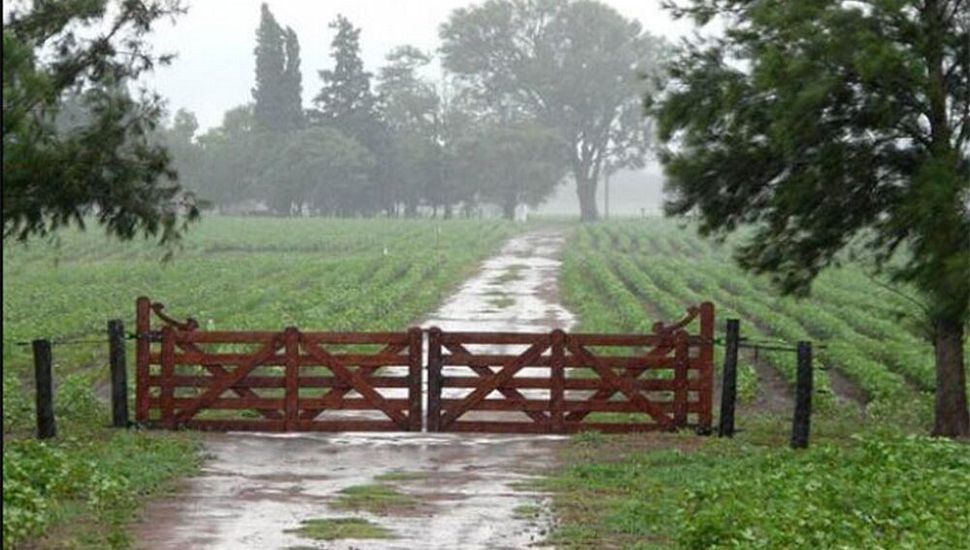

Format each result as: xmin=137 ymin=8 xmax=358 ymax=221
xmin=252 ymin=4 xmax=302 ymax=132
xmin=281 ymin=26 xmax=305 ymax=130
xmin=313 ymin=15 xmax=377 ymax=135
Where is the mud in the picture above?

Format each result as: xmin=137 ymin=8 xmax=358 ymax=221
xmin=131 ymin=229 xmax=575 ymax=549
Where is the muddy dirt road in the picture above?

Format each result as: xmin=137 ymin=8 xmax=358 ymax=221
xmin=132 ymin=229 xmax=575 ymax=549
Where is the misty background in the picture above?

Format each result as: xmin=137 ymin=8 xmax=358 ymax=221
xmin=135 ymin=0 xmax=692 ymax=218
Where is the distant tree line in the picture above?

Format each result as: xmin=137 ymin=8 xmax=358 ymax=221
xmin=157 ymin=1 xmax=666 ymax=220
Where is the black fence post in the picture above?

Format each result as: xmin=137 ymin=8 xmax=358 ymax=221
xmin=791 ymin=341 xmax=813 ymax=449
xmin=32 ymin=339 xmax=56 ymax=439
xmin=718 ymin=319 xmax=740 ymax=438
xmin=108 ymin=319 xmax=129 ymax=428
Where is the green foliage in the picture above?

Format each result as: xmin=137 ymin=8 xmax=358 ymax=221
xmin=284 ymin=517 xmax=395 ymax=541
xmin=2 ymin=0 xmax=200 ymax=247
xmin=560 ymin=220 xmax=953 ymax=423
xmin=252 ymin=4 xmax=303 ymax=133
xmin=653 ymin=0 xmax=969 ymax=434
xmin=2 ymin=430 xmax=200 ymax=548
xmin=546 ymin=433 xmax=970 ymax=549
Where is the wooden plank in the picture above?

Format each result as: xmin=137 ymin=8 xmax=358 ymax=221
xmin=146 ymin=375 xmax=411 ymax=388
xmin=301 ymin=339 xmax=409 ymax=428
xmin=293 ymin=420 xmax=406 ymax=432
xmin=284 ymin=328 xmax=299 ymax=430
xmin=135 ymin=297 xmax=151 ymax=424
xmin=173 ymin=336 xmax=284 ymax=423
xmin=298 ymin=398 xmax=410 ymax=411
xmin=438 ymin=337 xmax=550 ymax=429
xmin=443 ymin=342 xmax=550 ymax=425
xmin=148 ymin=352 xmax=411 ymax=368
xmin=444 ymin=421 xmax=674 ymax=433
xmin=301 ymin=332 xmax=410 ymax=345
xmin=149 ymin=397 xmax=283 ymax=410
xmin=407 ymin=327 xmax=422 ymax=431
xmin=439 ymin=332 xmax=553 ymax=345
xmin=439 ymin=399 xmax=550 ymax=412
xmin=175 ymin=331 xmax=282 ymax=343
xmin=160 ymin=327 xmax=176 ymax=428
xmin=441 ymin=354 xmax=677 ymax=369
xmin=550 ymin=330 xmax=565 ymax=432
xmin=427 ymin=327 xmax=443 ymax=432
xmin=674 ymin=331 xmax=690 ymax=426
xmin=566 ymin=342 xmax=674 ymax=430
xmin=563 ymin=400 xmax=706 ymax=413
xmin=438 ymin=377 xmax=704 ymax=391
xmin=697 ymin=302 xmax=715 ymax=429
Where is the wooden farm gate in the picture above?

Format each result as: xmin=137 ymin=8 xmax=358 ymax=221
xmin=427 ymin=303 xmax=714 ymax=433
xmin=134 ymin=297 xmax=422 ymax=431
xmin=135 ymin=297 xmax=713 ymax=433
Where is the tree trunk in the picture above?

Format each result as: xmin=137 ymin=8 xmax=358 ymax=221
xmin=502 ymin=200 xmax=515 ymax=220
xmin=443 ymin=204 xmax=453 ymax=220
xmin=933 ymin=320 xmax=969 ymax=437
xmin=576 ymin=177 xmax=599 ymax=222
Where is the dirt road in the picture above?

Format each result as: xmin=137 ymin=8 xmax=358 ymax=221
xmin=132 ymin=229 xmax=575 ymax=549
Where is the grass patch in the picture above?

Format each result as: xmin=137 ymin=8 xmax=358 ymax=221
xmin=543 ymin=415 xmax=970 ymax=549
xmin=332 ymin=484 xmax=418 ymax=515
xmin=284 ymin=517 xmax=395 ymax=541
xmin=513 ymin=503 xmax=543 ymax=520
xmin=488 ymin=295 xmax=516 ymax=309
xmin=374 ymin=470 xmax=428 ymax=482
xmin=494 ymin=264 xmax=528 ymax=284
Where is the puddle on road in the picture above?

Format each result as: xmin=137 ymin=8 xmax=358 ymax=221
xmin=132 ymin=230 xmax=574 ymax=550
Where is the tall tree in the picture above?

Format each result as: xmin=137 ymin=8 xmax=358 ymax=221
xmin=377 ymin=46 xmax=441 ymax=215
xmin=313 ymin=14 xmax=384 ymax=212
xmin=3 ymin=0 xmax=199 ymax=246
xmin=653 ymin=0 xmax=969 ymax=436
xmin=440 ymin=0 xmax=665 ymax=221
xmin=281 ymin=27 xmax=305 ymax=130
xmin=252 ymin=4 xmax=302 ymax=132
xmin=313 ymin=15 xmax=380 ymax=136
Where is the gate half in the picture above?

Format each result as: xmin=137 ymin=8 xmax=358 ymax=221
xmin=134 ymin=297 xmax=423 ymax=431
xmin=426 ymin=303 xmax=714 ymax=433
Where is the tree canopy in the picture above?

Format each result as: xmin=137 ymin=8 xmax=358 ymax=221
xmin=440 ymin=0 xmax=667 ymax=221
xmin=653 ymin=0 xmax=969 ymax=436
xmin=2 ymin=0 xmax=200 ymax=246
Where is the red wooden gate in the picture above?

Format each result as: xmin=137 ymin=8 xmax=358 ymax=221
xmin=426 ymin=303 xmax=714 ymax=433
xmin=135 ymin=297 xmax=422 ymax=431
xmin=134 ymin=297 xmax=713 ymax=434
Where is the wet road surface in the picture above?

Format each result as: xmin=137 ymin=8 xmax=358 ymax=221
xmin=132 ymin=229 xmax=575 ymax=549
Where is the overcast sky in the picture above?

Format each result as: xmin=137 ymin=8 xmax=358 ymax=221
xmin=142 ymin=0 xmax=696 ymax=133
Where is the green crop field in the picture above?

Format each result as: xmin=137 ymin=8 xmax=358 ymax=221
xmin=548 ymin=219 xmax=969 ymax=549
xmin=1 ymin=217 xmax=516 ymax=547
xmin=3 ymin=216 xmax=967 ymax=549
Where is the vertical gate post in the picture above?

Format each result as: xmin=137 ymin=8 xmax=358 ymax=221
xmin=673 ymin=331 xmax=690 ymax=427
xmin=427 ymin=327 xmax=443 ymax=432
xmin=284 ymin=327 xmax=300 ymax=431
xmin=407 ymin=327 xmax=423 ymax=432
xmin=549 ymin=329 xmax=566 ymax=432
xmin=108 ymin=319 xmax=129 ymax=428
xmin=697 ymin=302 xmax=715 ymax=429
xmin=791 ymin=341 xmax=813 ymax=449
xmin=33 ymin=339 xmax=56 ymax=439
xmin=718 ymin=319 xmax=740 ymax=438
xmin=160 ymin=326 xmax=176 ymax=429
xmin=135 ymin=297 xmax=151 ymax=424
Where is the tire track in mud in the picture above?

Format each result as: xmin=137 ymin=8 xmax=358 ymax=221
xmin=131 ymin=229 xmax=574 ymax=550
